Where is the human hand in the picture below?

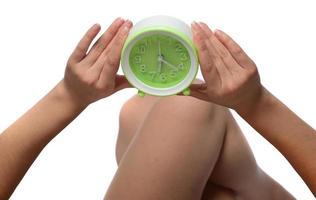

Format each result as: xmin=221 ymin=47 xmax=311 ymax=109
xmin=188 ymin=22 xmax=264 ymax=112
xmin=60 ymin=17 xmax=133 ymax=107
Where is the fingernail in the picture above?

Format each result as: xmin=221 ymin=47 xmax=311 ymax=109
xmin=116 ymin=17 xmax=124 ymax=22
xmin=198 ymin=22 xmax=209 ymax=31
xmin=191 ymin=21 xmax=198 ymax=28
xmin=92 ymin=23 xmax=100 ymax=29
xmin=214 ymin=29 xmax=222 ymax=37
xmin=191 ymin=21 xmax=198 ymax=34
xmin=122 ymin=26 xmax=129 ymax=33
xmin=123 ymin=24 xmax=131 ymax=33
xmin=125 ymin=20 xmax=133 ymax=28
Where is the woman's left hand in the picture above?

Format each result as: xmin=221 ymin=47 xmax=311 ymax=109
xmin=188 ymin=22 xmax=263 ymax=113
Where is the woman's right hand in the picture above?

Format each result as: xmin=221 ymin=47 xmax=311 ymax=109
xmin=60 ymin=17 xmax=133 ymax=108
xmin=188 ymin=22 xmax=264 ymax=113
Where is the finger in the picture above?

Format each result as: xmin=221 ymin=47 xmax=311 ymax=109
xmin=85 ymin=17 xmax=125 ymax=64
xmin=214 ymin=29 xmax=255 ymax=69
xmin=191 ymin=22 xmax=219 ymax=85
xmin=193 ymin=22 xmax=230 ymax=85
xmin=176 ymin=82 xmax=214 ymax=102
xmin=189 ymin=83 xmax=208 ymax=91
xmin=198 ymin=22 xmax=241 ymax=73
xmin=104 ymin=20 xmax=133 ymax=63
xmin=69 ymin=24 xmax=101 ymax=63
xmin=90 ymin=20 xmax=132 ymax=82
xmin=97 ymin=21 xmax=133 ymax=88
xmin=187 ymin=90 xmax=210 ymax=102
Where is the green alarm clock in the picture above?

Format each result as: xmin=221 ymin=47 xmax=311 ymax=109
xmin=121 ymin=16 xmax=199 ymax=97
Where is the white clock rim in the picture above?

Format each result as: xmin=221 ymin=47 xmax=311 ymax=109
xmin=121 ymin=30 xmax=198 ymax=96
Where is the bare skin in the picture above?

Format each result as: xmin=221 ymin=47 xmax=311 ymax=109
xmin=189 ymin=22 xmax=316 ymax=195
xmin=108 ymin=91 xmax=294 ymax=199
xmin=0 ymin=17 xmax=314 ymax=199
xmin=0 ymin=18 xmax=133 ymax=199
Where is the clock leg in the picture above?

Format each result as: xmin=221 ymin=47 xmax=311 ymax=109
xmin=137 ymin=90 xmax=145 ymax=97
xmin=182 ymin=88 xmax=191 ymax=96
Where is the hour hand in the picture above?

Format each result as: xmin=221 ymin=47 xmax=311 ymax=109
xmin=157 ymin=40 xmax=162 ymax=73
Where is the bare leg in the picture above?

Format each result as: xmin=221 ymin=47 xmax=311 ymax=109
xmin=114 ymin=94 xmax=235 ymax=199
xmin=108 ymin=94 xmax=294 ymax=199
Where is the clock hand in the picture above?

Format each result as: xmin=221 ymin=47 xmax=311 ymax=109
xmin=158 ymin=40 xmax=161 ymax=56
xmin=157 ymin=40 xmax=162 ymax=73
xmin=158 ymin=57 xmax=178 ymax=71
xmin=158 ymin=59 xmax=162 ymax=73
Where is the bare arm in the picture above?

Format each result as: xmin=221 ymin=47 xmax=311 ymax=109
xmin=188 ymin=22 xmax=316 ymax=195
xmin=0 ymin=81 xmax=86 ymax=199
xmin=235 ymin=87 xmax=316 ymax=194
xmin=0 ymin=18 xmax=132 ymax=199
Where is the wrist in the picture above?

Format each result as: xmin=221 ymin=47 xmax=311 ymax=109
xmin=234 ymin=86 xmax=274 ymax=118
xmin=51 ymin=80 xmax=89 ymax=112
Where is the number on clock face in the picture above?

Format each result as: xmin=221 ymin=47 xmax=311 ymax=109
xmin=137 ymin=45 xmax=146 ymax=54
xmin=135 ymin=55 xmax=141 ymax=64
xmin=140 ymin=64 xmax=146 ymax=73
xmin=129 ymin=34 xmax=191 ymax=88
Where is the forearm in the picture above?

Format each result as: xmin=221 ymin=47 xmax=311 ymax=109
xmin=236 ymin=87 xmax=316 ymax=195
xmin=0 ymin=80 xmax=86 ymax=199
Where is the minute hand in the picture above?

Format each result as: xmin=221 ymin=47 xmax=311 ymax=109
xmin=159 ymin=58 xmax=178 ymax=71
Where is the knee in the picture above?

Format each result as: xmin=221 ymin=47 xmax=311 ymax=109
xmin=118 ymin=94 xmax=160 ymax=141
xmin=116 ymin=95 xmax=160 ymax=164
xmin=151 ymin=78 xmax=227 ymax=125
xmin=150 ymin=95 xmax=226 ymax=128
xmin=116 ymin=84 xmax=228 ymax=163
xmin=116 ymin=96 xmax=140 ymax=163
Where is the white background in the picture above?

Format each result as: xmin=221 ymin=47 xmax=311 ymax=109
xmin=0 ymin=0 xmax=315 ymax=199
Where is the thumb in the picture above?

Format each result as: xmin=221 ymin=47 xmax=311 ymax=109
xmin=113 ymin=75 xmax=132 ymax=92
xmin=189 ymin=82 xmax=208 ymax=91
xmin=188 ymin=82 xmax=209 ymax=101
xmin=176 ymin=82 xmax=208 ymax=100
